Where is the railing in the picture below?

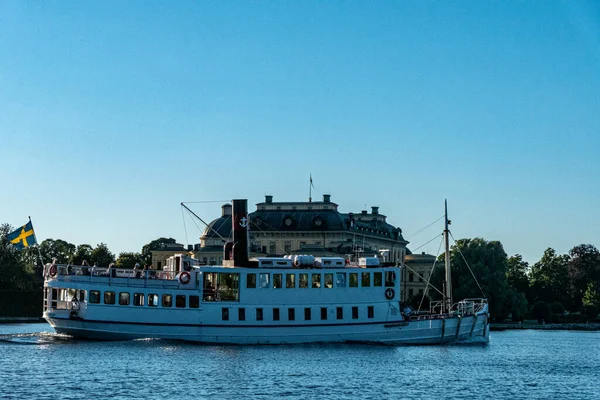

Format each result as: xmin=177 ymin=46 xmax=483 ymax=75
xmin=414 ymin=298 xmax=488 ymax=320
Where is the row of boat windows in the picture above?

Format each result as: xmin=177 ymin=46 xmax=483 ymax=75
xmin=88 ymin=290 xmax=200 ymax=308
xmin=221 ymin=305 xmax=376 ymax=321
xmin=244 ymin=271 xmax=396 ymax=289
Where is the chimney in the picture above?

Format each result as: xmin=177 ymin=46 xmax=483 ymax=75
xmin=222 ymin=203 xmax=232 ymax=217
xmin=265 ymin=195 xmax=273 ymax=204
xmin=323 ymin=194 xmax=331 ymax=203
xmin=231 ymin=199 xmax=249 ymax=266
xmin=371 ymin=206 xmax=379 ymax=215
xmin=361 ymin=210 xmax=368 ymax=215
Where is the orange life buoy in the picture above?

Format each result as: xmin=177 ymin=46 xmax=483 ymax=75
xmin=179 ymin=271 xmax=191 ymax=284
xmin=49 ymin=265 xmax=57 ymax=278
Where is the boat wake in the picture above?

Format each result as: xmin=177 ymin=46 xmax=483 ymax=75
xmin=0 ymin=332 xmax=75 ymax=345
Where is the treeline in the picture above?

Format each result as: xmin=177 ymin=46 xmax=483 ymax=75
xmin=425 ymin=238 xmax=600 ymax=322
xmin=0 ymin=222 xmax=176 ymax=292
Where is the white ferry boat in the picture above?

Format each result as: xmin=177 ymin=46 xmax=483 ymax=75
xmin=43 ymin=200 xmax=489 ymax=344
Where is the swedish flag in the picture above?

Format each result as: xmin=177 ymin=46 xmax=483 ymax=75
xmin=7 ymin=221 xmax=37 ymax=250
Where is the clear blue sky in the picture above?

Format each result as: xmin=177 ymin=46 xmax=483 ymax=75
xmin=1 ymin=1 xmax=599 ymax=264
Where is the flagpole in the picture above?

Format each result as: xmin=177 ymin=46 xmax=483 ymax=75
xmin=29 ymin=216 xmax=45 ymax=270
xmin=309 ymin=174 xmax=312 ymax=202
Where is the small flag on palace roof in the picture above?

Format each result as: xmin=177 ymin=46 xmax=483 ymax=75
xmin=7 ymin=220 xmax=37 ymax=250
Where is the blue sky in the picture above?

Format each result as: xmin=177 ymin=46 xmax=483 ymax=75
xmin=1 ymin=1 xmax=599 ymax=264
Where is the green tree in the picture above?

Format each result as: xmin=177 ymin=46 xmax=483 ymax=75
xmin=532 ymin=301 xmax=551 ymax=323
xmin=39 ymin=238 xmax=76 ymax=264
xmin=568 ymin=244 xmax=600 ymax=310
xmin=72 ymin=244 xmax=93 ymax=265
xmin=116 ymin=252 xmax=142 ymax=269
xmin=0 ymin=224 xmax=36 ymax=290
xmin=508 ymin=290 xmax=528 ymax=322
xmin=90 ymin=243 xmax=115 ymax=268
xmin=507 ymin=254 xmax=530 ymax=301
xmin=141 ymin=237 xmax=176 ymax=265
xmin=582 ymin=283 xmax=600 ymax=307
xmin=530 ymin=248 xmax=572 ymax=310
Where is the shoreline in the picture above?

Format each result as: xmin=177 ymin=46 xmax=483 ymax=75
xmin=0 ymin=317 xmax=45 ymax=324
xmin=491 ymin=322 xmax=600 ymax=331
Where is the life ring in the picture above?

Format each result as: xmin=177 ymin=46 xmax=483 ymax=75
xmin=179 ymin=272 xmax=191 ymax=284
xmin=385 ymin=288 xmax=395 ymax=300
xmin=49 ymin=265 xmax=57 ymax=278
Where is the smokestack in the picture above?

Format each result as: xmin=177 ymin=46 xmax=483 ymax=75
xmin=232 ymin=199 xmax=249 ymax=266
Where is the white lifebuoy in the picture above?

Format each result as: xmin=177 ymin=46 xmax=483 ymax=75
xmin=385 ymin=288 xmax=395 ymax=300
xmin=179 ymin=272 xmax=191 ymax=284
xmin=49 ymin=265 xmax=58 ymax=278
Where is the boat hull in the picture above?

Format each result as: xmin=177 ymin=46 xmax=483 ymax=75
xmin=45 ymin=312 xmax=489 ymax=345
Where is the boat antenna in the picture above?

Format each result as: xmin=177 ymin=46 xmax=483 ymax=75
xmin=444 ymin=199 xmax=453 ymax=312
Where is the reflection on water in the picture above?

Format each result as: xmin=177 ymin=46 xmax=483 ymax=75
xmin=1 ymin=323 xmax=599 ymax=399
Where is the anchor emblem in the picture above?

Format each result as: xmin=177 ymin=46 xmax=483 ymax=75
xmin=239 ymin=217 xmax=248 ymax=228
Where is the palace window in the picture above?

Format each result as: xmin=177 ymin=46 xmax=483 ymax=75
xmin=321 ymin=307 xmax=327 ymax=320
xmin=89 ymin=290 xmax=100 ymax=304
xmin=304 ymin=308 xmax=311 ymax=321
xmin=336 ymin=273 xmax=346 ymax=288
xmin=374 ymin=272 xmax=382 ymax=287
xmin=409 ymin=289 xmax=414 ymax=297
xmin=361 ymin=272 xmax=371 ymax=287
xmin=336 ymin=307 xmax=343 ymax=320
xmin=119 ymin=292 xmax=130 ymax=306
xmin=162 ymin=294 xmax=172 ymax=307
xmin=419 ymin=273 xmax=424 ymax=283
xmin=148 ymin=294 xmax=159 ymax=307
xmin=239 ymin=308 xmax=246 ymax=321
xmin=247 ymin=273 xmax=256 ymax=288
xmin=409 ymin=273 xmax=414 ymax=282
xmin=269 ymin=241 xmax=276 ymax=254
xmin=104 ymin=291 xmax=116 ymax=305
xmin=312 ymin=273 xmax=321 ymax=288
xmin=256 ymin=308 xmax=263 ymax=321
xmin=284 ymin=241 xmax=292 ymax=254
xmin=286 ymin=274 xmax=295 ymax=289
xmin=273 ymin=308 xmax=280 ymax=321
xmin=189 ymin=295 xmax=199 ymax=308
xmin=273 ymin=274 xmax=282 ymax=289
xmin=299 ymin=273 xmax=309 ymax=288
xmin=349 ymin=273 xmax=358 ymax=288
xmin=288 ymin=308 xmax=295 ymax=321
xmin=368 ymin=306 xmax=374 ymax=318
xmin=176 ymin=295 xmax=186 ymax=308
xmin=352 ymin=306 xmax=359 ymax=319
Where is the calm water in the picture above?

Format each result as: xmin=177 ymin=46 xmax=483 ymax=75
xmin=1 ymin=323 xmax=599 ymax=399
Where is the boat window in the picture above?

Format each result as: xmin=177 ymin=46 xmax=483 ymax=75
xmin=336 ymin=307 xmax=343 ymax=320
xmin=256 ymin=308 xmax=263 ymax=321
xmin=79 ymin=290 xmax=86 ymax=302
xmin=119 ymin=292 xmax=130 ymax=305
xmin=189 ymin=295 xmax=199 ymax=308
xmin=133 ymin=293 xmax=144 ymax=306
xmin=148 ymin=294 xmax=159 ymax=307
xmin=51 ymin=288 xmax=58 ymax=308
xmin=374 ymin=272 xmax=383 ymax=287
xmin=288 ymin=308 xmax=295 ymax=321
xmin=176 ymin=295 xmax=186 ymax=308
xmin=352 ymin=306 xmax=359 ymax=319
xmin=259 ymin=273 xmax=270 ymax=288
xmin=336 ymin=273 xmax=346 ymax=288
xmin=273 ymin=308 xmax=280 ymax=321
xmin=162 ymin=294 xmax=172 ymax=307
xmin=361 ymin=272 xmax=371 ymax=287
xmin=385 ymin=271 xmax=396 ymax=287
xmin=349 ymin=273 xmax=358 ymax=288
xmin=321 ymin=307 xmax=327 ymax=320
xmin=246 ymin=273 xmax=256 ymax=288
xmin=304 ymin=308 xmax=311 ymax=321
xmin=216 ymin=273 xmax=240 ymax=301
xmin=104 ymin=291 xmax=116 ymax=305
xmin=239 ymin=308 xmax=246 ymax=321
xmin=368 ymin=306 xmax=374 ymax=318
xmin=286 ymin=273 xmax=295 ymax=289
xmin=311 ymin=273 xmax=321 ymax=288
xmin=222 ymin=308 xmax=229 ymax=321
xmin=273 ymin=274 xmax=282 ymax=289
xmin=324 ymin=273 xmax=333 ymax=289
xmin=299 ymin=273 xmax=308 ymax=288
xmin=203 ymin=272 xmax=217 ymax=301
xmin=89 ymin=290 xmax=100 ymax=304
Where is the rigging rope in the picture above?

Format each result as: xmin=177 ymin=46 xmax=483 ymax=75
xmin=417 ymin=235 xmax=445 ymax=312
xmin=449 ymin=232 xmax=486 ymax=298
xmin=405 ymin=215 xmax=445 ymax=239
xmin=410 ymin=233 xmax=442 ymax=253
xmin=181 ymin=207 xmax=190 ymax=249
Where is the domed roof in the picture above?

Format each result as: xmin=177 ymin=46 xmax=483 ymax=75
xmin=201 ymin=216 xmax=232 ymax=239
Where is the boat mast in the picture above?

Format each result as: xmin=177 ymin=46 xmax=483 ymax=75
xmin=444 ymin=199 xmax=452 ymax=312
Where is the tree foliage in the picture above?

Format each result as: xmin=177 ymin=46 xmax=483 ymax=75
xmin=116 ymin=252 xmax=142 ymax=269
xmin=90 ymin=243 xmax=115 ymax=268
xmin=568 ymin=244 xmax=600 ymax=308
xmin=141 ymin=237 xmax=176 ymax=265
xmin=530 ymin=248 xmax=571 ymax=309
xmin=39 ymin=238 xmax=76 ymax=264
xmin=72 ymin=244 xmax=93 ymax=265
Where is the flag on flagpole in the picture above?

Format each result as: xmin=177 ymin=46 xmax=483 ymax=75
xmin=310 ymin=174 xmax=315 ymax=188
xmin=7 ymin=220 xmax=37 ymax=250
